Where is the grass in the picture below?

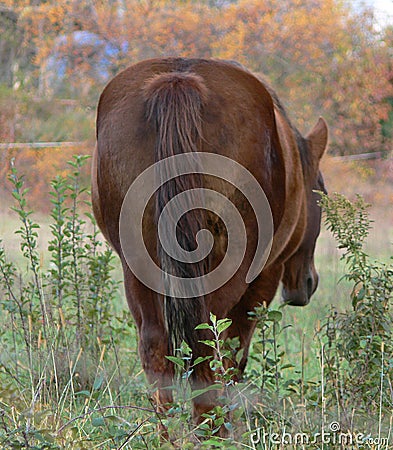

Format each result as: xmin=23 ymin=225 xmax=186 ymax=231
xmin=0 ymin=157 xmax=392 ymax=448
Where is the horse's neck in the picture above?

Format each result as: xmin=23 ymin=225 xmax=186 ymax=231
xmin=267 ymin=108 xmax=307 ymax=264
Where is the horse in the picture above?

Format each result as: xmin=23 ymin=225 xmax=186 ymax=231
xmin=91 ymin=57 xmax=327 ymax=425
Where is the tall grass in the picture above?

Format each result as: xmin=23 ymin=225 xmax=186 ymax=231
xmin=0 ymin=157 xmax=146 ymax=448
xmin=0 ymin=160 xmax=392 ymax=448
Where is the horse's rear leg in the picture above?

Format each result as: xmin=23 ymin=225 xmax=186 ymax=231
xmin=122 ymin=264 xmax=174 ymax=415
xmin=187 ymin=267 xmax=283 ymax=437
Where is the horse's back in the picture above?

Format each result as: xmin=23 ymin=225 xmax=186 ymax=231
xmin=97 ymin=58 xmax=280 ymax=175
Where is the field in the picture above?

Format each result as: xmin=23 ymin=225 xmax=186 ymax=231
xmin=0 ymin=154 xmax=392 ymax=449
xmin=1 ymin=0 xmax=392 ymax=447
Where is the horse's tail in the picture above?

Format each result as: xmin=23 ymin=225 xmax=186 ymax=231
xmin=143 ymin=71 xmax=209 ymax=355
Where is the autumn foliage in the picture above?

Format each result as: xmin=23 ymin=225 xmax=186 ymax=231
xmin=0 ymin=0 xmax=392 ymax=208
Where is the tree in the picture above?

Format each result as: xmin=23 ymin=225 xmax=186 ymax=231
xmin=0 ymin=0 xmax=391 ymax=158
xmin=215 ymin=0 xmax=393 ymax=154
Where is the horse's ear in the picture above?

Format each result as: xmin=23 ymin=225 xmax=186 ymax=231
xmin=306 ymin=117 xmax=328 ymax=164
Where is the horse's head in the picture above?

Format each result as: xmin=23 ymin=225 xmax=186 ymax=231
xmin=281 ymin=118 xmax=328 ymax=306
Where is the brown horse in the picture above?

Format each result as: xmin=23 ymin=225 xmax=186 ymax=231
xmin=92 ymin=57 xmax=327 ymax=423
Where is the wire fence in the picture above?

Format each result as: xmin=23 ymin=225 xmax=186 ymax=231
xmin=0 ymin=142 xmax=390 ymax=162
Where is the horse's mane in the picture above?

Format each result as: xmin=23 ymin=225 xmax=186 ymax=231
xmin=253 ymin=72 xmax=310 ymax=170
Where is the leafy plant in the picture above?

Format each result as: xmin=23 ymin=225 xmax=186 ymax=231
xmin=247 ymin=305 xmax=296 ymax=396
xmin=318 ymin=193 xmax=393 ymax=420
xmin=0 ymin=156 xmax=136 ymax=448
